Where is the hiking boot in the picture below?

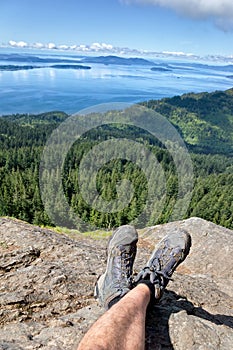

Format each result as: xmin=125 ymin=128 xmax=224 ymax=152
xmin=94 ymin=225 xmax=138 ymax=309
xmin=135 ymin=228 xmax=191 ymax=301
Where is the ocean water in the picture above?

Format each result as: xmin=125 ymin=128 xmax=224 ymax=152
xmin=0 ymin=49 xmax=233 ymax=115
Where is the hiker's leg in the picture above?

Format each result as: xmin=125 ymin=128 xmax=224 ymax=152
xmin=77 ymin=283 xmax=150 ymax=350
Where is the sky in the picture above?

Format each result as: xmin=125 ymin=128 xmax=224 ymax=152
xmin=1 ymin=0 xmax=233 ymax=57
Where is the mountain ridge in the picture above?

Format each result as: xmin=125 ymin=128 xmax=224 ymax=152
xmin=142 ymin=88 xmax=233 ymax=156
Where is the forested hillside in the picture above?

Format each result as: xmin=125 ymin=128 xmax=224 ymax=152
xmin=141 ymin=88 xmax=233 ymax=156
xmin=0 ymin=89 xmax=232 ymax=230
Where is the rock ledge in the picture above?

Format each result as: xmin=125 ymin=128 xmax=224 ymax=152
xmin=0 ymin=217 xmax=232 ymax=349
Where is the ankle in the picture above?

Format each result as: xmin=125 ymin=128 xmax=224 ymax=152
xmin=136 ymin=280 xmax=155 ymax=303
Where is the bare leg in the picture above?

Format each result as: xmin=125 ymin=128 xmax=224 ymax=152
xmin=77 ymin=284 xmax=150 ymax=350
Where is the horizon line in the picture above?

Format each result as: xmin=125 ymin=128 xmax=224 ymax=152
xmin=1 ymin=40 xmax=233 ymax=63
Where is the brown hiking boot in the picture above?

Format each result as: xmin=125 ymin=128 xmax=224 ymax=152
xmin=135 ymin=228 xmax=191 ymax=301
xmin=94 ymin=225 xmax=138 ymax=309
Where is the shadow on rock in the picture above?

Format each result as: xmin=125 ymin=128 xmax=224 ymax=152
xmin=145 ymin=290 xmax=233 ymax=350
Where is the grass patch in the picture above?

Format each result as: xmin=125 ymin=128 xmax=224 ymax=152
xmin=44 ymin=225 xmax=112 ymax=240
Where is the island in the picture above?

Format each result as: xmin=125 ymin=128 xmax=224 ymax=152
xmin=80 ymin=55 xmax=154 ymax=66
xmin=50 ymin=64 xmax=91 ymax=70
xmin=0 ymin=64 xmax=91 ymax=72
xmin=0 ymin=65 xmax=40 ymax=71
xmin=151 ymin=66 xmax=172 ymax=72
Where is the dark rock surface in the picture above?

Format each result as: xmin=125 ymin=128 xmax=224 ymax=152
xmin=0 ymin=217 xmax=232 ymax=349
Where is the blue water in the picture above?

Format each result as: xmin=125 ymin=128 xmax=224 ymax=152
xmin=0 ymin=49 xmax=233 ymax=115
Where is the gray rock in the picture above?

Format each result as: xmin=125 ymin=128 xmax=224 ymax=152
xmin=0 ymin=217 xmax=232 ymax=349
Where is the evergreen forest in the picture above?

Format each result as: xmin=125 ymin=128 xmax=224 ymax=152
xmin=0 ymin=88 xmax=232 ymax=231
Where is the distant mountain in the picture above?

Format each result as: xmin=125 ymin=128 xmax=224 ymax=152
xmin=80 ymin=55 xmax=154 ymax=66
xmin=169 ymin=61 xmax=233 ymax=73
xmin=1 ymin=53 xmax=233 ymax=73
xmin=0 ymin=53 xmax=82 ymax=64
xmin=0 ymin=53 xmax=153 ymax=66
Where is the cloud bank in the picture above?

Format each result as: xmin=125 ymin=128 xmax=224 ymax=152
xmin=5 ymin=39 xmax=198 ymax=57
xmin=123 ymin=0 xmax=233 ymax=31
xmin=7 ymin=40 xmax=116 ymax=53
xmin=2 ymin=39 xmax=202 ymax=59
xmin=4 ymin=39 xmax=233 ymax=62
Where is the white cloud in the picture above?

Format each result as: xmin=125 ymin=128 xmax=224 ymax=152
xmin=162 ymin=50 xmax=194 ymax=57
xmin=32 ymin=42 xmax=44 ymax=49
xmin=17 ymin=41 xmax=28 ymax=47
xmin=57 ymin=44 xmax=69 ymax=50
xmin=77 ymin=44 xmax=89 ymax=51
xmin=7 ymin=40 xmax=116 ymax=53
xmin=101 ymin=43 xmax=114 ymax=50
xmin=69 ymin=44 xmax=78 ymax=50
xmin=6 ymin=39 xmax=200 ymax=58
xmin=122 ymin=0 xmax=233 ymax=31
xmin=46 ymin=42 xmax=56 ymax=49
xmin=90 ymin=42 xmax=114 ymax=51
xmin=9 ymin=40 xmax=28 ymax=47
xmin=5 ymin=38 xmax=233 ymax=62
xmin=3 ymin=38 xmax=233 ymax=62
xmin=9 ymin=40 xmax=17 ymax=46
